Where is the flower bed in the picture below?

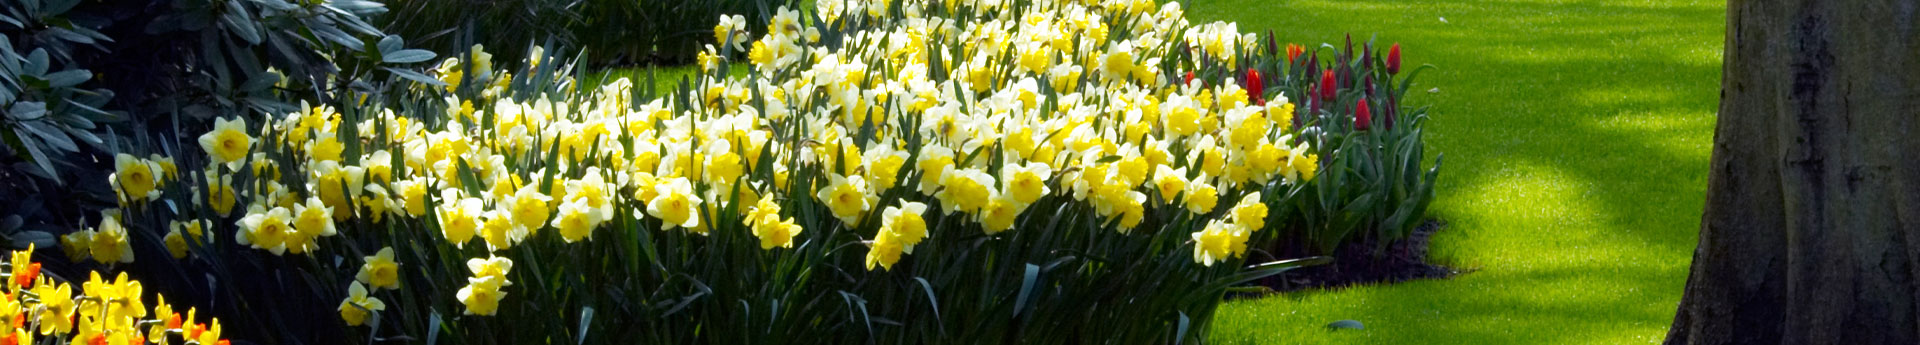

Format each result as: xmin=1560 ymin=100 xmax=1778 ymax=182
xmin=41 ymin=0 xmax=1437 ymax=343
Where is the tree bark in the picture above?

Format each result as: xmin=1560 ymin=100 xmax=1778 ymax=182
xmin=1667 ymin=1 xmax=1920 ymax=344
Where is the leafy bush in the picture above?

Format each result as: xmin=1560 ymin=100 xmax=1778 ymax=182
xmin=47 ymin=0 xmax=1440 ymax=344
xmin=378 ymin=0 xmax=578 ymax=67
xmin=378 ymin=0 xmax=796 ymax=68
xmin=0 ymin=0 xmax=441 ymax=242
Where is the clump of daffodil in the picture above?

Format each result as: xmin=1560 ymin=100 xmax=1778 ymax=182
xmin=746 ymin=195 xmax=805 ymax=249
xmin=134 ymin=0 xmax=1366 ymax=325
xmin=4 ymin=246 xmax=228 ymax=344
xmin=458 ymin=256 xmax=513 ymax=316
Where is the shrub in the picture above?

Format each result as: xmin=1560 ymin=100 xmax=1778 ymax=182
xmin=58 ymin=0 xmax=1438 ymax=344
xmin=0 ymin=0 xmax=442 ymax=244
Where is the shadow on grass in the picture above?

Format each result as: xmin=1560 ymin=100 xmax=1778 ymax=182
xmin=1192 ymin=0 xmax=1722 ymax=343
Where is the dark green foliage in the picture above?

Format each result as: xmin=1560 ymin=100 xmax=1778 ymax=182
xmin=377 ymin=0 xmax=796 ymax=68
xmin=0 ymin=0 xmax=437 ymax=236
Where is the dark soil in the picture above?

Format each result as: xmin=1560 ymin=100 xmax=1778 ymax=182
xmin=1250 ymin=220 xmax=1461 ymax=293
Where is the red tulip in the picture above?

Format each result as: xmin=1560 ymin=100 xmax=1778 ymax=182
xmin=1286 ymin=44 xmax=1305 ymax=64
xmin=1387 ymin=43 xmax=1402 ymax=74
xmin=1355 ymin=98 xmax=1372 ymax=131
xmin=1246 ymin=69 xmax=1265 ymax=106
xmin=1318 ymin=70 xmax=1337 ymax=102
xmin=1184 ymin=71 xmax=1197 ymax=87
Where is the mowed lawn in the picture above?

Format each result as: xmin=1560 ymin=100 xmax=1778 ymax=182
xmin=1191 ymin=0 xmax=1723 ymax=344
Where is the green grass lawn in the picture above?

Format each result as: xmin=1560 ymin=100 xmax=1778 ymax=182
xmin=1191 ymin=0 xmax=1722 ymax=343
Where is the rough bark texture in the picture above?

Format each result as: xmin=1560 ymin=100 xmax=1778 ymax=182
xmin=1666 ymin=1 xmax=1920 ymax=344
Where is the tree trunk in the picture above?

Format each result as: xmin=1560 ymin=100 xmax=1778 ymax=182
xmin=1666 ymin=1 xmax=1920 ymax=344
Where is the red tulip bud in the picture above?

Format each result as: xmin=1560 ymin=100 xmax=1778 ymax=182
xmin=1355 ymin=98 xmax=1372 ymax=131
xmin=1246 ymin=69 xmax=1265 ymax=106
xmin=1184 ymin=71 xmax=1197 ymax=87
xmin=1286 ymin=44 xmax=1305 ymax=64
xmin=1318 ymin=70 xmax=1337 ymax=102
xmin=1387 ymin=43 xmax=1402 ymax=74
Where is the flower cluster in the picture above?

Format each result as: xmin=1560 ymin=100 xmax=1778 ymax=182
xmin=88 ymin=0 xmax=1346 ymax=334
xmin=0 ymin=246 xmax=230 ymax=345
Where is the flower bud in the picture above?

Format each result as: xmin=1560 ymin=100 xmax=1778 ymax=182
xmin=1387 ymin=43 xmax=1402 ymax=75
xmin=1355 ymin=98 xmax=1372 ymax=131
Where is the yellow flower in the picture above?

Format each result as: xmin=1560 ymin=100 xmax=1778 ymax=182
xmin=1184 ymin=178 xmax=1219 ymax=215
xmin=1289 ymin=149 xmax=1319 ymax=183
xmin=31 ymin=281 xmax=74 ymax=335
xmin=553 ymin=198 xmax=600 ymax=243
xmin=1153 ymin=165 xmax=1188 ymax=202
xmin=198 ymin=116 xmax=252 ymax=167
xmin=285 ymin=197 xmax=338 ymax=254
xmin=339 ymin=282 xmax=386 ymax=327
xmin=1191 ymin=220 xmax=1242 ymax=266
xmin=112 ymin=154 xmax=160 ymax=202
xmin=309 ymin=135 xmax=347 ymax=162
xmin=458 ymin=256 xmax=513 ymax=315
xmin=238 ymin=205 xmax=295 ymax=255
xmin=310 ymin=161 xmax=366 ymax=221
xmin=1230 ymin=192 xmax=1268 ymax=231
xmin=502 ymin=185 xmax=552 ymax=234
xmin=816 ymin=173 xmax=873 ymax=226
xmin=753 ymin=217 xmax=804 ymax=250
xmin=395 ymin=178 xmax=430 ymax=216
xmin=708 ymin=152 xmax=746 ymax=183
xmin=206 ymin=174 xmax=237 ymax=217
xmin=457 ymin=276 xmax=507 ymax=316
xmin=88 ymin=217 xmax=133 ymax=264
xmin=60 ymin=229 xmax=90 ymax=262
xmin=467 ymin=256 xmax=514 ymax=284
xmin=865 ymin=231 xmax=905 ymax=271
xmin=977 ymin=193 xmax=1024 ymax=234
xmin=879 ymin=201 xmax=929 ymax=247
xmin=361 ymin=184 xmax=397 ymax=223
xmin=647 ymin=177 xmax=703 ymax=231
xmin=165 ymin=227 xmax=189 ymax=259
xmin=479 ymin=210 xmax=521 ymax=251
xmin=564 ymin=168 xmax=616 ymax=221
xmin=357 ymin=247 xmax=402 ymax=290
xmin=935 ymin=167 xmax=995 ymax=215
xmin=437 ymin=190 xmax=484 ymax=248
xmin=915 ymin=145 xmax=956 ymax=195
xmin=1001 ymin=162 xmax=1052 ymax=205
xmin=744 ymin=194 xmax=781 ymax=228
xmin=82 ymin=271 xmax=145 ymax=327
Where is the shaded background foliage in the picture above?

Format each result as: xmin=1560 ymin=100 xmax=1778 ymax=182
xmin=0 ymin=0 xmax=436 ymax=246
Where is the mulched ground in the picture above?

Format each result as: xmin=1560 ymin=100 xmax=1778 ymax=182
xmin=1247 ymin=220 xmax=1462 ymax=294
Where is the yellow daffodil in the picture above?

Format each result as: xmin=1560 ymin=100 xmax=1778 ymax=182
xmin=816 ymin=173 xmax=873 ymax=226
xmin=198 ymin=117 xmax=252 ymax=167
xmin=339 ymin=282 xmax=386 ymax=326
xmin=647 ymin=177 xmax=703 ymax=231
xmin=88 ymin=217 xmax=133 ymax=264
xmin=437 ymin=190 xmax=484 ymax=248
xmin=357 ymin=247 xmax=402 ymax=290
